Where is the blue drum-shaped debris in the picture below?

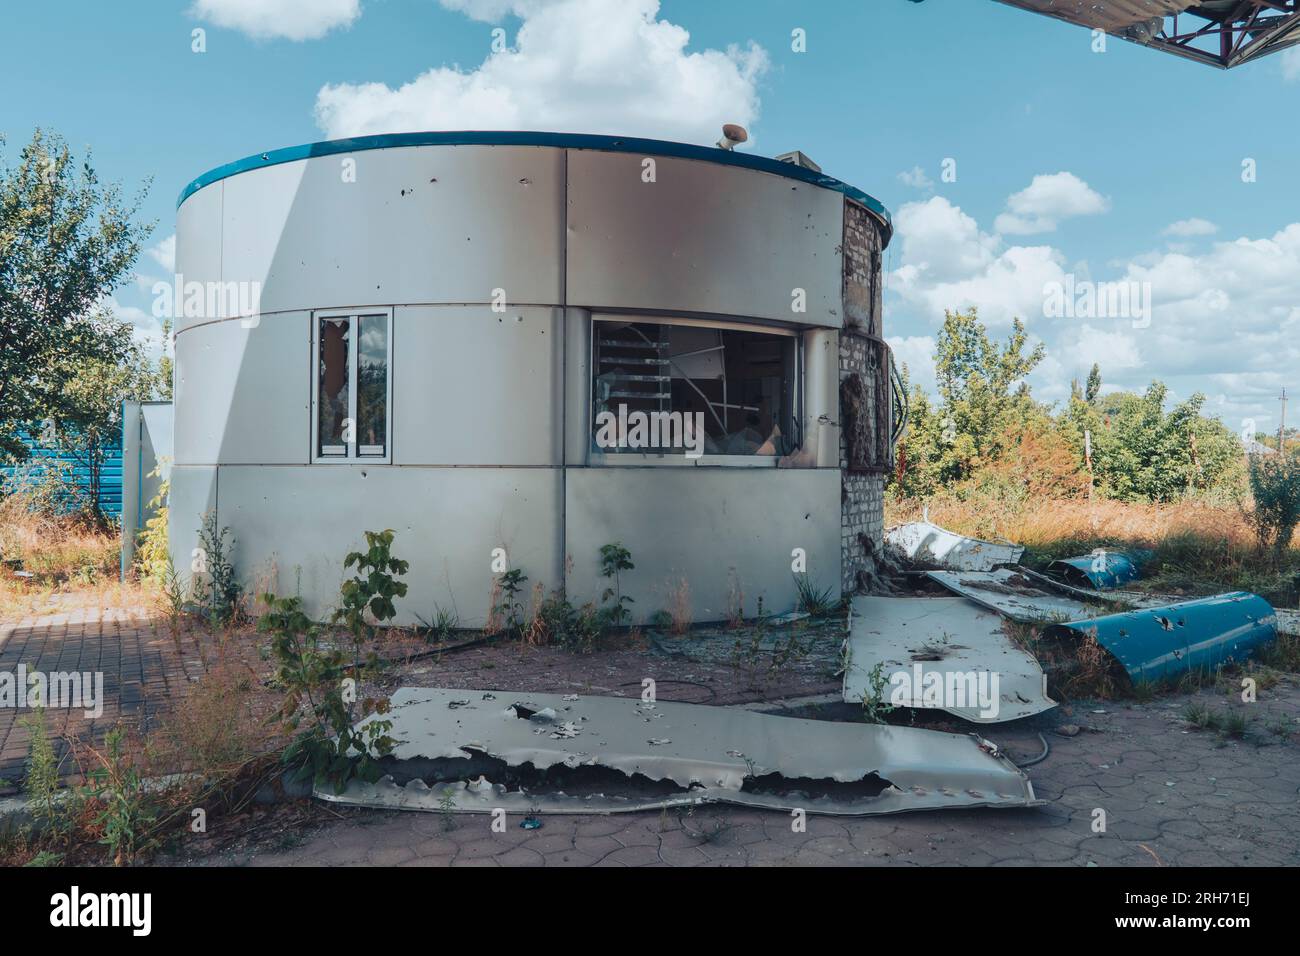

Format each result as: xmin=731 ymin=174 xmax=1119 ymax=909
xmin=1048 ymin=592 xmax=1277 ymax=684
xmin=1048 ymin=550 xmax=1150 ymax=589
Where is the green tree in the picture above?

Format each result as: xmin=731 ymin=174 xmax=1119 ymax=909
xmin=931 ymin=308 xmax=1045 ymax=484
xmin=52 ymin=340 xmax=164 ymax=524
xmin=1076 ymin=383 xmax=1244 ymax=502
xmin=0 ymin=129 xmax=152 ymax=459
xmin=1084 ymin=363 xmax=1101 ymax=404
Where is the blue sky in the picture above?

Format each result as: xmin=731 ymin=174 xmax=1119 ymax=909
xmin=3 ymin=0 xmax=1296 ymax=433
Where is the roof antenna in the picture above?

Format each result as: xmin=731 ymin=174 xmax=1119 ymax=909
xmin=716 ymin=124 xmax=748 ymax=151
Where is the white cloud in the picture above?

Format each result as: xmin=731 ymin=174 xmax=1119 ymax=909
xmin=889 ymin=196 xmax=1067 ymax=326
xmin=897 ymin=165 xmax=933 ymax=191
xmin=887 ymin=335 xmax=937 ymax=394
xmin=147 ymin=234 xmax=176 ymax=273
xmin=885 ymin=193 xmax=1300 ymax=428
xmin=314 ymin=0 xmax=769 ymax=144
xmin=1283 ymin=47 xmax=1300 ymax=82
xmin=1065 ymin=325 xmax=1141 ymax=372
xmin=994 ymin=172 xmax=1110 ymax=235
xmin=190 ymin=0 xmax=360 ymax=41
xmin=1162 ymin=217 xmax=1217 ymax=238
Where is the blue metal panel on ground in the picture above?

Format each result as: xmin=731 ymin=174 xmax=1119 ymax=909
xmin=0 ymin=434 xmax=124 ymax=519
xmin=1050 ymin=592 xmax=1277 ymax=684
xmin=1049 ymin=550 xmax=1151 ymax=589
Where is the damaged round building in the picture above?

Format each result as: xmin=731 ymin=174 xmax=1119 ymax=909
xmin=169 ymin=132 xmax=902 ymax=625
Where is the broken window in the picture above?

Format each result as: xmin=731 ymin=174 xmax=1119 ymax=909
xmin=591 ymin=318 xmax=801 ymax=460
xmin=313 ymin=310 xmax=392 ymax=461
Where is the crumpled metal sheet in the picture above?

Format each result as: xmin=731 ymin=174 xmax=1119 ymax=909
xmin=318 ymin=687 xmax=1040 ymax=815
xmin=1048 ymin=592 xmax=1278 ymax=684
xmin=885 ymin=521 xmax=1024 ymax=571
xmin=1048 ymin=550 xmax=1149 ymax=590
xmin=843 ymin=596 xmax=1055 ymax=723
xmin=926 ymin=568 xmax=1104 ymax=623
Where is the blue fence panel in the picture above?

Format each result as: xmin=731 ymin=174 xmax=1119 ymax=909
xmin=0 ymin=434 xmax=124 ymax=519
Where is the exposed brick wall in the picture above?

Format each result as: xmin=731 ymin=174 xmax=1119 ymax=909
xmin=842 ymin=199 xmax=883 ymax=336
xmin=840 ymin=199 xmax=889 ymax=594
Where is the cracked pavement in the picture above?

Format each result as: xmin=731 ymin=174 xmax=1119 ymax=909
xmin=195 ymin=682 xmax=1300 ymax=867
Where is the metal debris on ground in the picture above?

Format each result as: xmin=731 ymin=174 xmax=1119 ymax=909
xmin=924 ymin=568 xmax=1103 ymax=623
xmin=1047 ymin=550 xmax=1150 ymax=590
xmin=885 ymin=520 xmax=1025 ymax=571
xmin=318 ymin=688 xmax=1040 ymax=816
xmin=1047 ymin=592 xmax=1278 ymax=684
xmin=842 ymin=595 xmax=1055 ymax=723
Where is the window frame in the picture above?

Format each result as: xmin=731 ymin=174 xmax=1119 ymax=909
xmin=588 ymin=313 xmax=804 ymax=468
xmin=310 ymin=308 xmax=394 ymax=464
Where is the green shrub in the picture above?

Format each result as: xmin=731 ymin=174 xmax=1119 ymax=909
xmin=1248 ymin=454 xmax=1300 ymax=559
xmin=261 ymin=529 xmax=408 ymax=793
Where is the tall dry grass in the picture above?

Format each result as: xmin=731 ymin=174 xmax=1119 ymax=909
xmin=0 ymin=493 xmax=126 ymax=619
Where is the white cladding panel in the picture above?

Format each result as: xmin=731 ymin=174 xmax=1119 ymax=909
xmin=392 ymin=306 xmax=562 ymax=467
xmin=215 ymin=146 xmax=565 ymax=319
xmin=167 ymin=464 xmax=217 ymax=588
xmin=173 ymin=183 xmax=223 ymax=331
xmin=565 ymin=467 xmax=841 ymax=624
xmin=215 ymin=465 xmax=563 ymax=626
xmin=566 ymin=150 xmax=844 ymax=326
xmin=174 ymin=315 xmax=309 ymax=466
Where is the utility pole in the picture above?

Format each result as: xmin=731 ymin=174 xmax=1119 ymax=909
xmin=1281 ymin=388 xmax=1289 ymax=455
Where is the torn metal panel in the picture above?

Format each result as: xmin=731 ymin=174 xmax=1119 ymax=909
xmin=844 ymin=596 xmax=1055 ymax=723
xmin=319 ymin=687 xmax=1040 ymax=815
xmin=885 ymin=520 xmax=1024 ymax=571
xmin=926 ymin=568 xmax=1104 ymax=623
xmin=1048 ymin=551 xmax=1149 ymax=590
xmin=1048 ymin=592 xmax=1277 ymax=684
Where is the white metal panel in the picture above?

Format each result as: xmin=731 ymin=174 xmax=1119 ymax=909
xmin=323 ymin=687 xmax=1040 ymax=815
xmin=566 ymin=149 xmax=844 ymax=326
xmin=218 ymin=146 xmax=565 ymax=318
xmin=216 ymin=465 xmax=562 ymax=626
xmin=844 ymin=596 xmax=1055 ymax=723
xmin=173 ymin=183 xmax=224 ymax=332
xmin=392 ymin=306 xmax=562 ymax=466
xmin=173 ymin=314 xmax=309 ymax=465
xmin=885 ymin=521 xmax=1025 ymax=571
xmin=564 ymin=467 xmax=840 ymax=624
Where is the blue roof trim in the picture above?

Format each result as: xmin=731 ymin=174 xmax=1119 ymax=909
xmin=177 ymin=131 xmax=892 ymax=242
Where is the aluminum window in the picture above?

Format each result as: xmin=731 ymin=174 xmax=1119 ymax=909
xmin=312 ymin=310 xmax=392 ymax=462
xmin=591 ymin=316 xmax=802 ymax=463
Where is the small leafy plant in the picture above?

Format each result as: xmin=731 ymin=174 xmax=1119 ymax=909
xmin=193 ymin=511 xmax=242 ymax=627
xmin=492 ymin=568 xmax=528 ymax=637
xmin=261 ymin=529 xmax=408 ymax=793
xmin=598 ymin=543 xmax=634 ymax=628
xmin=860 ymin=661 xmax=896 ymax=724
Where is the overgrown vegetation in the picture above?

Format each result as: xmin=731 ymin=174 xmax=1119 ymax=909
xmin=261 ymin=529 xmax=408 ymax=794
xmin=1247 ymin=453 xmax=1300 ymax=560
xmin=192 ymin=511 xmax=243 ymax=627
xmin=896 ymin=309 xmax=1246 ymax=507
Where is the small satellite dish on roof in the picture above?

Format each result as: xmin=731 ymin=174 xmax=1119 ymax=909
xmin=716 ymin=124 xmax=748 ymax=151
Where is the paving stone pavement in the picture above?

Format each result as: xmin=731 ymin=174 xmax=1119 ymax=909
xmin=4 ymin=601 xmax=1298 ymax=865
xmin=198 ymin=684 xmax=1300 ymax=868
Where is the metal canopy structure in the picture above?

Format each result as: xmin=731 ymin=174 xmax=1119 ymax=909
xmin=991 ymin=0 xmax=1300 ymax=69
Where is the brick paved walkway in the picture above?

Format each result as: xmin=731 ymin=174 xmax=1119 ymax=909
xmin=186 ymin=683 xmax=1300 ymax=868
xmin=5 ymin=602 xmax=1299 ymax=866
xmin=0 ymin=602 xmax=243 ymax=786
